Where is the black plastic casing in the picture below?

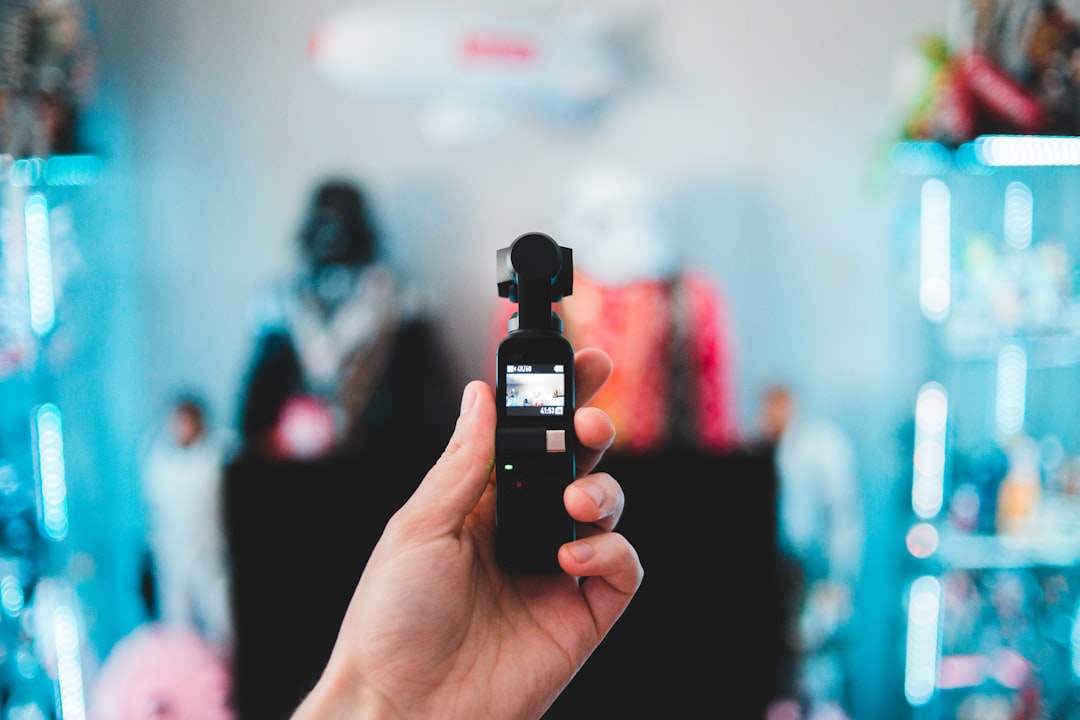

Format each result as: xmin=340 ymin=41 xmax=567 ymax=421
xmin=495 ymin=331 xmax=576 ymax=573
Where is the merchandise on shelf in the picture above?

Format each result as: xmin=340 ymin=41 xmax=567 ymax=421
xmin=0 ymin=155 xmax=101 ymax=713
xmin=0 ymin=0 xmax=96 ymax=159
xmin=897 ymin=139 xmax=1080 ymax=718
xmin=896 ymin=0 xmax=1080 ymax=145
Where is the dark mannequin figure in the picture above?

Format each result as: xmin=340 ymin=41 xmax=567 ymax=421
xmin=227 ymin=179 xmax=457 ymax=719
xmin=236 ymin=180 xmax=454 ymax=462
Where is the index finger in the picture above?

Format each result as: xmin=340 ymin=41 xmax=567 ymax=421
xmin=574 ymin=347 xmax=614 ymax=477
xmin=575 ymin=347 xmax=613 ymax=407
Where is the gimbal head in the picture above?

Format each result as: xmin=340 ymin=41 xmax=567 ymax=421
xmin=497 ymin=232 xmax=574 ymax=332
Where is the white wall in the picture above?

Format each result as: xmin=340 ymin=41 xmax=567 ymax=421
xmin=89 ymin=0 xmax=945 ymax=428
xmin=84 ymin=0 xmax=949 ymax=713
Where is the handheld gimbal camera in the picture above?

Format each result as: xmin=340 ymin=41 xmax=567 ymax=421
xmin=495 ymin=232 xmax=576 ymax=573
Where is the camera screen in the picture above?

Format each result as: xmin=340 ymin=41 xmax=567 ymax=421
xmin=505 ymin=363 xmax=566 ymax=417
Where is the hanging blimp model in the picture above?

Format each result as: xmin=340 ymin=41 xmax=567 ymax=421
xmin=307 ymin=3 xmax=635 ymax=143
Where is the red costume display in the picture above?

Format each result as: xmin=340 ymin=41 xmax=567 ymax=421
xmin=494 ymin=269 xmax=738 ymax=453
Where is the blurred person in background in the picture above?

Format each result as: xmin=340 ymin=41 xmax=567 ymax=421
xmin=759 ymin=383 xmax=864 ymax=720
xmin=140 ymin=391 xmax=234 ymax=651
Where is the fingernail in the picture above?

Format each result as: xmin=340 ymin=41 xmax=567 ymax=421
xmin=580 ymin=483 xmax=606 ymax=509
xmin=460 ymin=384 xmax=478 ymax=416
xmin=567 ymin=542 xmax=594 ymax=563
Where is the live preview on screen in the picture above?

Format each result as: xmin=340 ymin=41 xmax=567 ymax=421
xmin=505 ymin=364 xmax=566 ymax=417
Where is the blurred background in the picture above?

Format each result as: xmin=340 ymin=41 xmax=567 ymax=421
xmin=6 ymin=0 xmax=1080 ymax=718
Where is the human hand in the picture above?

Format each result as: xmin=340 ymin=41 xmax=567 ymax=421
xmin=292 ymin=348 xmax=643 ymax=720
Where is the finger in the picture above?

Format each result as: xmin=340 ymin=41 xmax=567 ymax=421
xmin=558 ymin=533 xmax=643 ymax=637
xmin=574 ymin=406 xmax=615 ymax=477
xmin=401 ymin=381 xmax=496 ymax=530
xmin=564 ymin=472 xmax=624 ymax=533
xmin=574 ymin=348 xmax=613 ymax=408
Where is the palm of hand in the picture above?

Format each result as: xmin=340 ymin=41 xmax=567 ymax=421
xmin=341 ymin=484 xmax=601 ymax=719
xmin=308 ymin=350 xmax=639 ymax=720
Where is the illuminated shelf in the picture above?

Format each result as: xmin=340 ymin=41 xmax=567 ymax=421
xmin=0 ymin=154 xmax=103 ymax=187
xmin=934 ymin=529 xmax=1080 ymax=569
xmin=939 ymin=331 xmax=1080 ymax=369
xmin=892 ymin=135 xmax=1080 ymax=175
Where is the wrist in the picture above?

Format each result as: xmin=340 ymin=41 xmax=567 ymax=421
xmin=291 ymin=657 xmax=400 ymax=720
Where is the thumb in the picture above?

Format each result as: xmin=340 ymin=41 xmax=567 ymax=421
xmin=402 ymin=381 xmax=496 ymax=527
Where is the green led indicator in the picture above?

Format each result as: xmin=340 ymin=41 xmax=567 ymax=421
xmin=504 ymin=464 xmax=514 ymax=471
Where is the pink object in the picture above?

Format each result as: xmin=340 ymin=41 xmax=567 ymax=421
xmin=271 ymin=394 xmax=337 ymax=459
xmin=766 ymin=699 xmax=803 ymax=720
xmin=88 ymin=624 xmax=234 ymax=720
xmin=938 ymin=654 xmax=987 ymax=689
xmin=990 ymin=647 xmax=1032 ymax=690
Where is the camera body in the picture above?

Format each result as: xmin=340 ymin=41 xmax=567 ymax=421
xmin=495 ymin=232 xmax=576 ymax=573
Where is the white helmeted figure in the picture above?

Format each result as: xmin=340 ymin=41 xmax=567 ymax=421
xmin=558 ymin=164 xmax=679 ymax=285
xmin=547 ymin=163 xmax=740 ymax=453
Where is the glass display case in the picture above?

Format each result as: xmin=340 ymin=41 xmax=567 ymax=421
xmin=894 ymin=136 xmax=1080 ymax=719
xmin=0 ymin=155 xmax=103 ymax=717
